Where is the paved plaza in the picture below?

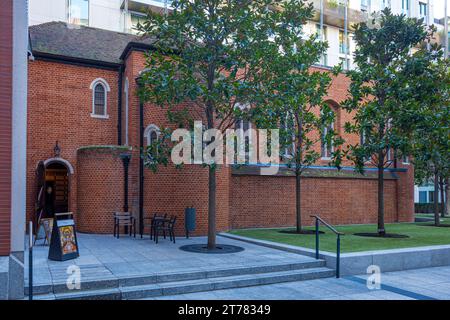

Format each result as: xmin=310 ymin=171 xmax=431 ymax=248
xmin=146 ymin=266 xmax=450 ymax=300
xmin=25 ymin=233 xmax=450 ymax=300
xmin=26 ymin=233 xmax=318 ymax=289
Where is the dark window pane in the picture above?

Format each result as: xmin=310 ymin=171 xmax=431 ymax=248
xmin=429 ymin=191 xmax=435 ymax=203
xmin=94 ymin=84 xmax=105 ymax=115
xmin=419 ymin=191 xmax=427 ymax=203
xmin=150 ymin=131 xmax=158 ymax=143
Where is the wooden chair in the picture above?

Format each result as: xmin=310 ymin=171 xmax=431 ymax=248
xmin=113 ymin=212 xmax=136 ymax=239
xmin=154 ymin=215 xmax=177 ymax=244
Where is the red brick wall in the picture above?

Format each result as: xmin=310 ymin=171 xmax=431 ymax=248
xmin=0 ymin=0 xmax=12 ymax=255
xmin=230 ymin=174 xmax=403 ymax=230
xmin=27 ymin=60 xmax=119 ymax=225
xmin=76 ymin=147 xmax=129 ymax=233
xmin=142 ymin=165 xmax=231 ymax=236
xmin=396 ymin=162 xmax=415 ymax=223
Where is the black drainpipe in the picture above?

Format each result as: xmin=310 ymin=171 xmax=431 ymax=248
xmin=117 ymin=65 xmax=124 ymax=146
xmin=137 ymin=78 xmax=145 ymax=238
xmin=120 ymin=153 xmax=131 ymax=212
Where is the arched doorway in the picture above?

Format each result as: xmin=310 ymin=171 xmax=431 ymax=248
xmin=45 ymin=162 xmax=69 ymax=213
xmin=35 ymin=158 xmax=73 ymax=224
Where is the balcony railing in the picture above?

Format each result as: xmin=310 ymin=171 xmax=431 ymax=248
xmin=121 ymin=0 xmax=172 ymax=14
xmin=310 ymin=0 xmax=368 ymax=29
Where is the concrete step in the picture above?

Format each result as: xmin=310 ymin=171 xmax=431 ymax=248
xmin=26 ymin=260 xmax=325 ymax=296
xmin=31 ymin=267 xmax=335 ymax=300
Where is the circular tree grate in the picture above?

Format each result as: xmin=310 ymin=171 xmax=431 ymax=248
xmin=279 ymin=229 xmax=325 ymax=235
xmin=179 ymin=244 xmax=245 ymax=254
xmin=353 ymin=233 xmax=409 ymax=238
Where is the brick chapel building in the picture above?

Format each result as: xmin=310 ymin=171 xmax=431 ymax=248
xmin=27 ymin=22 xmax=415 ymax=236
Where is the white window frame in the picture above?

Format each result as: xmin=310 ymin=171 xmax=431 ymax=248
xmin=418 ymin=2 xmax=427 ymax=20
xmin=144 ymin=124 xmax=161 ymax=146
xmin=360 ymin=129 xmax=371 ymax=163
xmin=402 ymin=155 xmax=410 ymax=165
xmin=402 ymin=0 xmax=410 ymax=16
xmin=90 ymin=78 xmax=110 ymax=119
xmin=235 ymin=103 xmax=253 ymax=163
xmin=315 ymin=24 xmax=328 ymax=66
xmin=281 ymin=111 xmax=296 ymax=159
xmin=67 ymin=0 xmax=90 ymax=26
xmin=386 ymin=147 xmax=393 ymax=163
xmin=321 ymin=121 xmax=334 ymax=160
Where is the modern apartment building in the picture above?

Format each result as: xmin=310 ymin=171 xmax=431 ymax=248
xmin=28 ymin=0 xmax=445 ymax=69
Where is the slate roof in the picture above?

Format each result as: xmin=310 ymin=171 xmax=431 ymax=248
xmin=29 ymin=21 xmax=156 ymax=65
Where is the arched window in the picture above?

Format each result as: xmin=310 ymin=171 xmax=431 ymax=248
xmin=234 ymin=103 xmax=253 ymax=163
xmin=90 ymin=78 xmax=110 ymax=118
xmin=321 ymin=121 xmax=334 ymax=159
xmin=144 ymin=124 xmax=160 ymax=146
xmin=321 ymin=110 xmax=335 ymax=160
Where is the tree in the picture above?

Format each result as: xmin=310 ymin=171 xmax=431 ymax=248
xmin=252 ymin=1 xmax=342 ymax=233
xmin=136 ymin=0 xmax=289 ymax=249
xmin=343 ymin=9 xmax=436 ymax=236
xmin=411 ymin=58 xmax=450 ymax=226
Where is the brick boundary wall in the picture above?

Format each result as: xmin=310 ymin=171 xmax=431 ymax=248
xmin=230 ymin=172 xmax=413 ymax=230
xmin=0 ymin=0 xmax=13 ymax=256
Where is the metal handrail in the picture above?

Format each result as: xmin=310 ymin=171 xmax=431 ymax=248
xmin=310 ymin=215 xmax=344 ymax=278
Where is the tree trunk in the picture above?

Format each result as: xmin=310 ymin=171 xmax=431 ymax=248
xmin=296 ymin=172 xmax=302 ymax=233
xmin=446 ymin=178 xmax=450 ymax=217
xmin=434 ymin=171 xmax=440 ymax=226
xmin=205 ymin=58 xmax=216 ymax=250
xmin=439 ymin=176 xmax=445 ymax=218
xmin=377 ymin=155 xmax=385 ymax=235
xmin=207 ymin=166 xmax=216 ymax=249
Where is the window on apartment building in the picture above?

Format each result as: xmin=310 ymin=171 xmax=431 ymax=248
xmin=419 ymin=191 xmax=427 ymax=203
xmin=131 ymin=12 xmax=146 ymax=33
xmin=419 ymin=2 xmax=427 ymax=19
xmin=339 ymin=30 xmax=350 ymax=55
xmin=339 ymin=57 xmax=350 ymax=70
xmin=90 ymin=78 xmax=110 ymax=118
xmin=429 ymin=190 xmax=435 ymax=203
xmin=402 ymin=0 xmax=410 ymax=15
xmin=315 ymin=24 xmax=328 ymax=66
xmin=360 ymin=0 xmax=369 ymax=11
xmin=67 ymin=0 xmax=89 ymax=26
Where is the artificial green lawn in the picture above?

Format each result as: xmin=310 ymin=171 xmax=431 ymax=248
xmin=228 ymin=216 xmax=450 ymax=253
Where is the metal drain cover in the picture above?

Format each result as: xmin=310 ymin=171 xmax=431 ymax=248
xmin=179 ymin=244 xmax=245 ymax=254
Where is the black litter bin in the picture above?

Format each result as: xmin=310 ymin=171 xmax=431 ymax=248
xmin=185 ymin=207 xmax=196 ymax=238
